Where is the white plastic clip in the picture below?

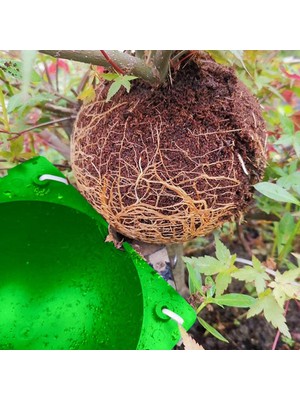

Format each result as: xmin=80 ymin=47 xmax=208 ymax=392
xmin=162 ymin=308 xmax=184 ymax=325
xmin=39 ymin=174 xmax=69 ymax=185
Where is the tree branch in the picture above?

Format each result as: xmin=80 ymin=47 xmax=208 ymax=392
xmin=40 ymin=50 xmax=161 ymax=85
xmin=153 ymin=50 xmax=173 ymax=82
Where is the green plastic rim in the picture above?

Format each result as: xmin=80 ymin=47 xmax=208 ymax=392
xmin=0 ymin=157 xmax=196 ymax=350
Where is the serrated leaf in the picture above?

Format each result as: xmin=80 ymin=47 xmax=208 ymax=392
xmin=213 ymin=293 xmax=256 ymax=308
xmin=232 ymin=258 xmax=269 ymax=294
xmin=183 ymin=255 xmax=224 ymax=275
xmin=178 ymin=324 xmax=204 ymax=350
xmin=269 ymin=269 xmax=300 ymax=308
xmin=215 ymin=237 xmax=231 ymax=264
xmin=197 ymin=317 xmax=229 ymax=343
xmin=215 ymin=271 xmax=232 ymax=297
xmin=280 ymin=268 xmax=300 ymax=283
xmin=247 ymin=292 xmax=290 ymax=338
xmin=254 ymin=182 xmax=300 ymax=206
xmin=197 ymin=256 xmax=225 ymax=275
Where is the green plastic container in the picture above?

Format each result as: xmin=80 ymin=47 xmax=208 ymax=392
xmin=0 ymin=157 xmax=196 ymax=350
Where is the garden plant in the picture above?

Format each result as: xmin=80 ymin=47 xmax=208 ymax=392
xmin=0 ymin=50 xmax=299 ymax=349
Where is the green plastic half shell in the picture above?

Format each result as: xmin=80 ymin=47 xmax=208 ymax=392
xmin=0 ymin=157 xmax=196 ymax=349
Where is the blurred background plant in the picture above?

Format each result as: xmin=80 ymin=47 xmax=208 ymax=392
xmin=0 ymin=50 xmax=299 ymax=349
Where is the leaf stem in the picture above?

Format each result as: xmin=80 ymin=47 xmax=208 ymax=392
xmin=100 ymin=51 xmax=125 ymax=75
xmin=271 ymin=300 xmax=290 ymax=350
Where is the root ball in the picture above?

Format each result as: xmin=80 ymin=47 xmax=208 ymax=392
xmin=71 ymin=53 xmax=266 ymax=244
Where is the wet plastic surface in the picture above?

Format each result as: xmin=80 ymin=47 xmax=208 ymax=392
xmin=0 ymin=157 xmax=196 ymax=349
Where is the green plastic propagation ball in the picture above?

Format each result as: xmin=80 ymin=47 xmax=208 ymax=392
xmin=0 ymin=157 xmax=196 ymax=350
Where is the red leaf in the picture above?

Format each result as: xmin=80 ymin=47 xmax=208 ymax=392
xmin=47 ymin=59 xmax=70 ymax=75
xmin=97 ymin=66 xmax=105 ymax=74
xmin=281 ymin=89 xmax=294 ymax=104
xmin=280 ymin=66 xmax=300 ymax=81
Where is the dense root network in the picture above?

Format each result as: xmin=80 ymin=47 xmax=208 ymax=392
xmin=72 ymin=53 xmax=267 ymax=244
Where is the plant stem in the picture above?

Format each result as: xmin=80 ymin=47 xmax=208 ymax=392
xmin=166 ymin=243 xmax=189 ymax=297
xmin=0 ymin=85 xmax=10 ymax=131
xmin=271 ymin=300 xmax=290 ymax=350
xmin=1 ymin=116 xmax=75 ymax=140
xmin=40 ymin=50 xmax=161 ymax=86
xmin=100 ymin=51 xmax=125 ymax=74
xmin=153 ymin=50 xmax=173 ymax=82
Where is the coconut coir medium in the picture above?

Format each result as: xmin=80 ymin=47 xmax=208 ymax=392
xmin=72 ymin=53 xmax=266 ymax=244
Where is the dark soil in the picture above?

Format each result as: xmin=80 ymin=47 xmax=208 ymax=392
xmin=187 ymin=298 xmax=300 ymax=350
xmin=72 ymin=53 xmax=267 ymax=243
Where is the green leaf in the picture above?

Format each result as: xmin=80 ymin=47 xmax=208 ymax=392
xmin=197 ymin=317 xmax=229 ymax=343
xmin=269 ymin=269 xmax=300 ymax=308
xmin=279 ymin=113 xmax=294 ymax=136
xmin=275 ymin=135 xmax=293 ymax=147
xmin=77 ymin=85 xmax=96 ymax=104
xmin=277 ymin=171 xmax=300 ymax=190
xmin=235 ymin=255 xmax=269 ymax=294
xmin=247 ymin=291 xmax=290 ymax=338
xmin=215 ymin=271 xmax=232 ymax=297
xmin=21 ymin=50 xmax=37 ymax=95
xmin=213 ymin=293 xmax=256 ymax=308
xmin=0 ymin=59 xmax=22 ymax=79
xmin=276 ymin=213 xmax=295 ymax=256
xmin=120 ymin=77 xmax=131 ymax=92
xmin=10 ymin=136 xmax=24 ymax=157
xmin=197 ymin=256 xmax=225 ymax=275
xmin=8 ymin=93 xmax=56 ymax=114
xmin=106 ymin=81 xmax=122 ymax=102
xmin=293 ymin=132 xmax=300 ymax=158
xmin=183 ymin=255 xmax=225 ymax=275
xmin=205 ymin=276 xmax=216 ymax=297
xmin=100 ymin=73 xmax=119 ymax=81
xmin=254 ymin=182 xmax=300 ymax=205
xmin=7 ymin=93 xmax=27 ymax=113
xmin=185 ymin=260 xmax=203 ymax=295
xmin=215 ymin=237 xmax=231 ymax=264
xmin=105 ymin=75 xmax=138 ymax=101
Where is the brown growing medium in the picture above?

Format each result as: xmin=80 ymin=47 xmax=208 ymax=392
xmin=71 ymin=53 xmax=267 ymax=244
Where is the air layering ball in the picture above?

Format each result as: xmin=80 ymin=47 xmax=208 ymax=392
xmin=71 ymin=53 xmax=267 ymax=244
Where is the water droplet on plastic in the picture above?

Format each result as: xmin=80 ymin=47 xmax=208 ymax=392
xmin=3 ymin=191 xmax=12 ymax=198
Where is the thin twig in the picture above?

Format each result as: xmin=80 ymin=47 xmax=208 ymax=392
xmin=77 ymin=70 xmax=90 ymax=94
xmin=56 ymin=58 xmax=59 ymax=92
xmin=0 ymin=116 xmax=75 ymax=140
xmin=271 ymin=300 xmax=290 ymax=350
xmin=42 ymin=61 xmax=54 ymax=90
xmin=100 ymin=50 xmax=125 ymax=75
